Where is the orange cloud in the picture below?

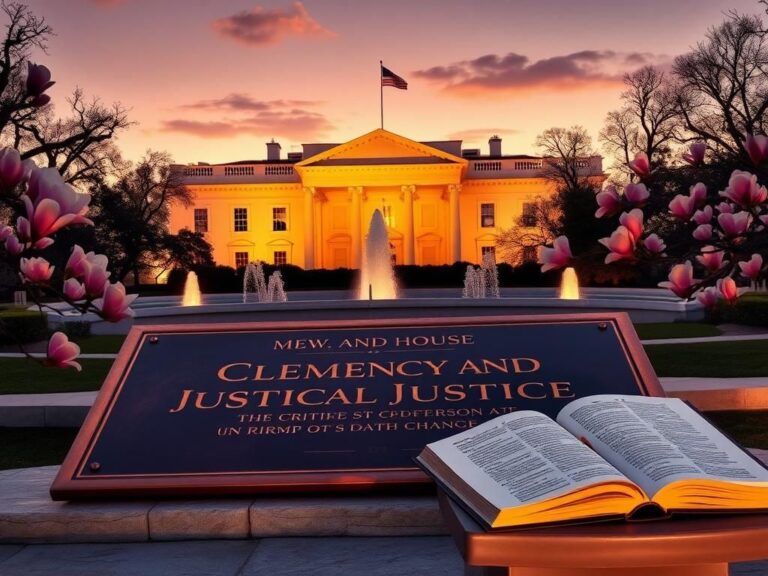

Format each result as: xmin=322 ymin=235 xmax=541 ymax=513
xmin=415 ymin=51 xmax=669 ymax=95
xmin=211 ymin=2 xmax=336 ymax=47
xmin=180 ymin=93 xmax=322 ymax=112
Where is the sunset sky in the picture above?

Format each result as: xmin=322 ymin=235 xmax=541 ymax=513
xmin=26 ymin=0 xmax=763 ymax=165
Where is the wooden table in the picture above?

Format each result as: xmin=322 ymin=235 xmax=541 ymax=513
xmin=438 ymin=490 xmax=768 ymax=576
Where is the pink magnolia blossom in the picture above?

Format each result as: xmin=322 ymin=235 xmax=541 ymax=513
xmin=697 ymin=287 xmax=720 ymax=308
xmin=537 ymin=236 xmax=572 ymax=272
xmin=619 ymin=209 xmax=644 ymax=240
xmin=628 ymin=151 xmax=651 ymax=179
xmin=689 ymin=183 xmax=708 ymax=208
xmin=82 ymin=252 xmax=111 ymax=298
xmin=623 ymin=182 xmax=649 ymax=206
xmin=719 ymin=170 xmax=767 ymax=208
xmin=658 ymin=262 xmax=698 ymax=299
xmin=642 ymin=234 xmax=666 ymax=255
xmin=26 ymin=62 xmax=55 ymax=97
xmin=24 ymin=167 xmax=91 ymax=222
xmin=692 ymin=224 xmax=712 ymax=241
xmin=46 ymin=332 xmax=81 ymax=371
xmin=63 ymin=278 xmax=86 ymax=301
xmin=0 ymin=224 xmax=11 ymax=242
xmin=19 ymin=256 xmax=54 ymax=283
xmin=65 ymin=245 xmax=89 ymax=278
xmin=761 ymin=214 xmax=768 ymax=227
xmin=599 ymin=226 xmax=636 ymax=264
xmin=692 ymin=206 xmax=713 ymax=225
xmin=717 ymin=212 xmax=751 ymax=237
xmin=716 ymin=201 xmax=734 ymax=214
xmin=668 ymin=194 xmax=696 ymax=220
xmin=682 ymin=141 xmax=706 ymax=166
xmin=696 ymin=247 xmax=728 ymax=272
xmin=0 ymin=148 xmax=24 ymax=189
xmin=595 ymin=185 xmax=622 ymax=218
xmin=93 ymin=282 xmax=137 ymax=322
xmin=744 ymin=134 xmax=768 ymax=165
xmin=717 ymin=277 xmax=739 ymax=304
xmin=739 ymin=254 xmax=764 ymax=281
xmin=4 ymin=234 xmax=22 ymax=255
xmin=15 ymin=215 xmax=30 ymax=242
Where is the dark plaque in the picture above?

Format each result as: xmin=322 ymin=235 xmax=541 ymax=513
xmin=51 ymin=313 xmax=662 ymax=499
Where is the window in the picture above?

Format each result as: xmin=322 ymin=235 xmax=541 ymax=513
xmin=522 ymin=203 xmax=537 ymax=227
xmin=522 ymin=245 xmax=537 ymax=262
xmin=273 ymin=251 xmax=287 ymax=266
xmin=272 ymin=207 xmax=287 ymax=231
xmin=481 ymin=246 xmax=496 ymax=262
xmin=235 ymin=252 xmax=249 ymax=268
xmin=193 ymin=208 xmax=208 ymax=233
xmin=480 ymin=203 xmax=495 ymax=227
xmin=234 ymin=208 xmax=248 ymax=232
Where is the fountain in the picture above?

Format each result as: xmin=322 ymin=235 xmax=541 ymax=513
xmin=181 ymin=271 xmax=202 ymax=306
xmin=462 ymin=253 xmax=500 ymax=298
xmin=359 ymin=209 xmax=397 ymax=299
xmin=559 ymin=267 xmax=580 ymax=300
xmin=243 ymin=261 xmax=287 ymax=303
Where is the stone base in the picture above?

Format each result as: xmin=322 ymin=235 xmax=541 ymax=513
xmin=0 ymin=466 xmax=446 ymax=543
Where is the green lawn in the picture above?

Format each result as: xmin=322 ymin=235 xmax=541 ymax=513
xmin=0 ymin=358 xmax=112 ymax=394
xmin=633 ymin=322 xmax=722 ymax=340
xmin=644 ymin=340 xmax=768 ymax=377
xmin=0 ymin=428 xmax=79 ymax=470
xmin=706 ymin=411 xmax=768 ymax=450
xmin=76 ymin=335 xmax=126 ymax=354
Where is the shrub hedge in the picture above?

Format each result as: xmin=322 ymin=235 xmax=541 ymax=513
xmin=0 ymin=308 xmax=48 ymax=344
xmin=708 ymin=292 xmax=768 ymax=327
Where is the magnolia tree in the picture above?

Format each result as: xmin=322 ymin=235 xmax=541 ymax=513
xmin=538 ymin=138 xmax=767 ymax=307
xmin=0 ymin=64 xmax=135 ymax=370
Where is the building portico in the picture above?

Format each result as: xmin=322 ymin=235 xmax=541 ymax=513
xmin=168 ymin=128 xmax=604 ymax=270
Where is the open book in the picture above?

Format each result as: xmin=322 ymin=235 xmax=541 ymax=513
xmin=416 ymin=394 xmax=768 ymax=529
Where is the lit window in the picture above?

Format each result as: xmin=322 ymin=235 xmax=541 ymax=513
xmin=480 ymin=203 xmax=495 ymax=227
xmin=234 ymin=208 xmax=248 ymax=232
xmin=481 ymin=246 xmax=496 ymax=262
xmin=522 ymin=246 xmax=537 ymax=262
xmin=194 ymin=208 xmax=208 ymax=233
xmin=235 ymin=252 xmax=249 ymax=268
xmin=522 ymin=203 xmax=537 ymax=227
xmin=273 ymin=207 xmax=287 ymax=231
xmin=274 ymin=251 xmax=287 ymax=266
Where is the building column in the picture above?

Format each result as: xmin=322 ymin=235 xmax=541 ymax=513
xmin=349 ymin=186 xmax=363 ymax=269
xmin=401 ymin=185 xmax=416 ymax=265
xmin=448 ymin=184 xmax=462 ymax=263
xmin=303 ymin=186 xmax=315 ymax=270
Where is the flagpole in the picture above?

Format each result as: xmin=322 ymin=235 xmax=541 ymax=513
xmin=379 ymin=60 xmax=384 ymax=129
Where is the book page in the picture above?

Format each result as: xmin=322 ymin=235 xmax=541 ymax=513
xmin=426 ymin=410 xmax=629 ymax=509
xmin=557 ymin=395 xmax=768 ymax=498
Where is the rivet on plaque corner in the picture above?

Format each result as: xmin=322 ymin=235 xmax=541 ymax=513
xmin=598 ymin=323 xmax=608 ymax=331
xmin=149 ymin=336 xmax=159 ymax=344
xmin=90 ymin=462 xmax=101 ymax=472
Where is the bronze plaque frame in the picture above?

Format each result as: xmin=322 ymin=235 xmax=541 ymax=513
xmin=50 ymin=313 xmax=663 ymax=500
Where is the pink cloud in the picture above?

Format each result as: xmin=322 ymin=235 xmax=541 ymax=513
xmin=85 ymin=0 xmax=125 ymax=7
xmin=211 ymin=2 xmax=336 ymax=47
xmin=180 ymin=93 xmax=321 ymax=112
xmin=415 ymin=50 xmax=669 ymax=95
xmin=160 ymin=109 xmax=333 ymax=140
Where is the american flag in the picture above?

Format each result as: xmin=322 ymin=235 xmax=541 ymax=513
xmin=381 ymin=65 xmax=408 ymax=90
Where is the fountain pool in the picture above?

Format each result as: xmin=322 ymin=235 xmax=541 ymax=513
xmin=46 ymin=286 xmax=704 ymax=335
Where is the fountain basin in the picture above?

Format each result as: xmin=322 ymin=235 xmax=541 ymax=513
xmin=45 ymin=288 xmax=704 ymax=335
